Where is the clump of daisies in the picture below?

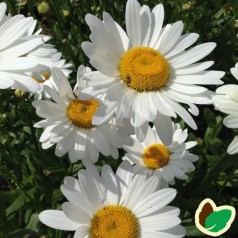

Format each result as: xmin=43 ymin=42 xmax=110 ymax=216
xmin=81 ymin=0 xmax=225 ymax=141
xmin=0 ymin=2 xmax=71 ymax=98
xmin=213 ymin=62 xmax=238 ymax=155
xmin=0 ymin=0 xmax=232 ymax=236
xmin=39 ymin=161 xmax=186 ymax=238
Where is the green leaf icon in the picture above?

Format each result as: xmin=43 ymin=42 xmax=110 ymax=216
xmin=205 ymin=209 xmax=232 ymax=232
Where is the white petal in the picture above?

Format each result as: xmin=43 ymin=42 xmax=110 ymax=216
xmin=91 ymin=128 xmax=111 ymax=156
xmin=150 ymin=92 xmax=176 ymax=117
xmin=0 ymin=37 xmax=44 ymax=59
xmin=163 ymin=93 xmax=197 ymax=129
xmin=154 ymin=113 xmax=173 ymax=146
xmin=61 ymin=185 xmax=95 ymax=215
xmin=126 ymin=0 xmax=141 ymax=46
xmin=171 ymin=43 xmax=216 ymax=69
xmin=116 ymin=161 xmax=133 ymax=200
xmin=165 ymin=33 xmax=199 ymax=59
xmin=224 ymin=114 xmax=238 ymax=128
xmin=0 ymin=73 xmax=14 ymax=88
xmin=52 ymin=67 xmax=74 ymax=98
xmin=39 ymin=210 xmax=79 ymax=231
xmin=101 ymin=165 xmax=119 ymax=204
xmin=133 ymin=188 xmax=176 ymax=217
xmin=148 ymin=4 xmax=164 ymax=48
xmin=103 ymin=12 xmax=125 ymax=56
xmin=175 ymin=61 xmax=214 ymax=75
xmin=157 ymin=21 xmax=183 ymax=55
xmin=63 ymin=202 xmax=90 ymax=224
xmin=135 ymin=122 xmax=148 ymax=142
xmin=74 ymin=226 xmax=90 ymax=238
xmin=227 ymin=136 xmax=238 ymax=155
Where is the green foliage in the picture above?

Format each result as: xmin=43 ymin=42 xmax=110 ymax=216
xmin=0 ymin=0 xmax=238 ymax=237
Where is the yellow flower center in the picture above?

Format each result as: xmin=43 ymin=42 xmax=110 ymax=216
xmin=66 ymin=99 xmax=99 ymax=129
xmin=90 ymin=205 xmax=139 ymax=238
xmin=32 ymin=71 xmax=51 ymax=83
xmin=143 ymin=144 xmax=170 ymax=169
xmin=118 ymin=47 xmax=170 ymax=92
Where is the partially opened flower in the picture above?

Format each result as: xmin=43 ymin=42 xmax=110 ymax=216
xmin=33 ymin=67 xmax=132 ymax=165
xmin=81 ymin=0 xmax=224 ymax=140
xmin=123 ymin=122 xmax=198 ymax=184
xmin=213 ymin=62 xmax=238 ymax=155
xmin=39 ymin=161 xmax=185 ymax=237
xmin=0 ymin=2 xmax=71 ymax=96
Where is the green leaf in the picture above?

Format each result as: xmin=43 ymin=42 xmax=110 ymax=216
xmin=205 ymin=209 xmax=232 ymax=232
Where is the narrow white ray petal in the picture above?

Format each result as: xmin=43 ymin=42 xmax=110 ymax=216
xmin=87 ymin=135 xmax=99 ymax=163
xmin=165 ymin=33 xmax=199 ymax=59
xmin=216 ymin=84 xmax=238 ymax=94
xmin=171 ymin=43 xmax=216 ymax=69
xmin=154 ymin=113 xmax=173 ymax=146
xmin=140 ymin=215 xmax=180 ymax=230
xmin=161 ymin=94 xmax=197 ymax=129
xmin=150 ymin=92 xmax=176 ymax=117
xmin=224 ymin=114 xmax=238 ymax=128
xmin=0 ymin=37 xmax=44 ymax=58
xmin=231 ymin=66 xmax=238 ymax=80
xmin=158 ymin=21 xmax=183 ymax=55
xmin=0 ymin=17 xmax=34 ymax=50
xmin=0 ymin=58 xmax=39 ymax=70
xmin=127 ymin=175 xmax=159 ymax=210
xmin=74 ymin=226 xmax=90 ymax=238
xmin=116 ymin=161 xmax=133 ymax=201
xmin=64 ymin=176 xmax=81 ymax=192
xmin=175 ymin=61 xmax=214 ymax=75
xmin=123 ymin=171 xmax=147 ymax=207
xmin=39 ymin=210 xmax=79 ymax=231
xmin=63 ymin=202 xmax=91 ymax=224
xmin=167 ymin=82 xmax=207 ymax=94
xmin=140 ymin=5 xmax=151 ymax=46
xmin=101 ymin=165 xmax=119 ymax=204
xmin=61 ymin=185 xmax=95 ymax=215
xmin=149 ymin=4 xmax=164 ymax=48
xmin=135 ymin=122 xmax=148 ymax=142
xmin=173 ymin=74 xmax=223 ymax=85
xmin=0 ymin=3 xmax=7 ymax=23
xmin=91 ymin=128 xmax=111 ymax=156
xmin=82 ymin=42 xmax=118 ymax=70
xmin=78 ymin=170 xmax=103 ymax=210
xmin=103 ymin=12 xmax=125 ymax=57
xmin=133 ymin=188 xmax=176 ymax=217
xmin=32 ymin=100 xmax=65 ymax=118
xmin=0 ymin=73 xmax=14 ymax=88
xmin=227 ymin=136 xmax=238 ymax=155
xmin=52 ymin=67 xmax=74 ymax=98
xmin=165 ymin=89 xmax=211 ymax=104
xmin=55 ymin=131 xmax=76 ymax=157
xmin=74 ymin=131 xmax=87 ymax=159
xmin=126 ymin=0 xmax=141 ymax=46
xmin=50 ymin=122 xmax=73 ymax=144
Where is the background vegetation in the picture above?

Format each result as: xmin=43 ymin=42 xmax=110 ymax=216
xmin=0 ymin=0 xmax=238 ymax=237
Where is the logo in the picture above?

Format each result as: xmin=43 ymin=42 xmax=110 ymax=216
xmin=195 ymin=198 xmax=236 ymax=237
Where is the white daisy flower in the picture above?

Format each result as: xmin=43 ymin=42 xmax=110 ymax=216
xmin=0 ymin=2 xmax=71 ymax=96
xmin=123 ymin=122 xmax=198 ymax=184
xmin=29 ymin=48 xmax=72 ymax=99
xmin=39 ymin=161 xmax=186 ymax=237
xmin=212 ymin=62 xmax=238 ymax=155
xmin=32 ymin=67 xmax=132 ymax=165
xmin=81 ymin=0 xmax=224 ymax=138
